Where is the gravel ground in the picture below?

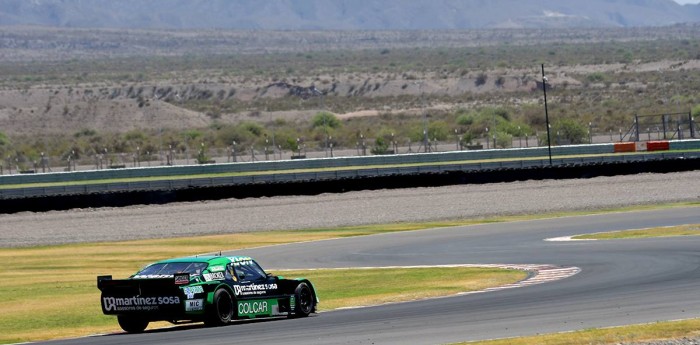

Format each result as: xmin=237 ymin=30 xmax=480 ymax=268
xmin=623 ymin=338 xmax=700 ymax=345
xmin=0 ymin=171 xmax=698 ymax=247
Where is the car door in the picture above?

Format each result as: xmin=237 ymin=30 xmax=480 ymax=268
xmin=229 ymin=260 xmax=280 ymax=300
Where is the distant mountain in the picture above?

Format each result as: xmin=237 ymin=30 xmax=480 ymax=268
xmin=0 ymin=0 xmax=699 ymax=30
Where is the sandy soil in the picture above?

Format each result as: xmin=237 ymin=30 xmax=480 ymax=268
xmin=0 ymin=171 xmax=698 ymax=247
xmin=1 ymin=59 xmax=698 ymax=134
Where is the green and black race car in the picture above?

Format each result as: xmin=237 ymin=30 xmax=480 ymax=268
xmin=97 ymin=255 xmax=318 ymax=333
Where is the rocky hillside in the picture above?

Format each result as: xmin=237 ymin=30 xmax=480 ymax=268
xmin=0 ymin=0 xmax=698 ymax=30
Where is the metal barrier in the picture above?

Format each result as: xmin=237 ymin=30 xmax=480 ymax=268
xmin=2 ymin=150 xmax=699 ymax=199
xmin=0 ymin=143 xmax=622 ymax=186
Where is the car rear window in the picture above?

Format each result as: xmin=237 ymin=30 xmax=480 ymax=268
xmin=134 ymin=262 xmax=209 ymax=277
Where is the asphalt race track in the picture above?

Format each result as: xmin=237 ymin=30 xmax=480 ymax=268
xmin=44 ymin=206 xmax=700 ymax=345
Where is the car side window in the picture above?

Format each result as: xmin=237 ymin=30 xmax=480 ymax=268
xmin=225 ymin=263 xmax=237 ymax=281
xmin=233 ymin=261 xmax=266 ymax=281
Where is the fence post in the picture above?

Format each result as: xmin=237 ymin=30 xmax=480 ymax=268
xmin=690 ymin=111 xmax=696 ymax=139
xmin=634 ymin=115 xmax=640 ymax=142
xmin=662 ymin=115 xmax=667 ymax=140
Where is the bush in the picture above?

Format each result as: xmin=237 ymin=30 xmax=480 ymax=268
xmin=427 ymin=121 xmax=450 ymax=141
xmin=475 ymin=73 xmax=488 ymax=87
xmin=495 ymin=132 xmax=513 ymax=148
xmin=692 ymin=104 xmax=700 ymax=119
xmin=554 ymin=119 xmax=588 ymax=144
xmin=586 ymin=72 xmax=606 ymax=83
xmin=456 ymin=113 xmax=475 ymax=126
xmin=0 ymin=131 xmax=9 ymax=152
xmin=311 ymin=111 xmax=342 ymax=129
xmin=371 ymin=136 xmax=390 ymax=155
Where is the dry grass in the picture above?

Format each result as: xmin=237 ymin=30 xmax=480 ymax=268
xmin=575 ymin=224 xmax=700 ymax=240
xmin=0 ymin=221 xmax=521 ymax=344
xmin=453 ymin=319 xmax=700 ymax=345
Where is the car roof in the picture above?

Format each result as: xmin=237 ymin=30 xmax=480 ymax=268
xmin=153 ymin=255 xmax=254 ymax=265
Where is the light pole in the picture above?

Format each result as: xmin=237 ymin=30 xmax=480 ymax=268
xmin=541 ymin=64 xmax=553 ymax=166
xmin=518 ymin=126 xmax=522 ymax=148
xmin=485 ymin=127 xmax=489 ymax=149
xmin=416 ymin=81 xmax=429 ymax=153
xmin=455 ymin=129 xmax=460 ymax=150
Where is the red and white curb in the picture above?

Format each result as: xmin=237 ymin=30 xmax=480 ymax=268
xmin=457 ymin=264 xmax=581 ymax=295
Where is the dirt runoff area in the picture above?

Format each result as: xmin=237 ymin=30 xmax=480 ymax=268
xmin=0 ymin=171 xmax=698 ymax=247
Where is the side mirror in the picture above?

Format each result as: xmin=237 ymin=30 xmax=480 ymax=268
xmin=238 ymin=273 xmax=246 ymax=280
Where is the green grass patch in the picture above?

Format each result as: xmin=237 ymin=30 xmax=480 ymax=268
xmin=452 ymin=318 xmax=700 ymax=345
xmin=574 ymin=224 xmax=700 ymax=240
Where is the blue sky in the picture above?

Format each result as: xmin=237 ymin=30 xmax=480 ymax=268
xmin=674 ymin=0 xmax=700 ymax=4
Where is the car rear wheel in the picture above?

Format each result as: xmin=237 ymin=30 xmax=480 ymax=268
xmin=117 ymin=315 xmax=148 ymax=333
xmin=289 ymin=282 xmax=314 ymax=318
xmin=204 ymin=288 xmax=234 ymax=327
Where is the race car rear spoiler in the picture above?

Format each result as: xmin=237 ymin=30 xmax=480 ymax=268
xmin=97 ymin=273 xmax=190 ymax=291
xmin=97 ymin=274 xmax=191 ymax=316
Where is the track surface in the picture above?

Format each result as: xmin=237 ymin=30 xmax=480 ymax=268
xmin=43 ymin=206 xmax=700 ymax=345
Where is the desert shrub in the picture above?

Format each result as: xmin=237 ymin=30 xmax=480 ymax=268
xmin=311 ymin=111 xmax=341 ymax=129
xmin=692 ymin=104 xmax=700 ymax=118
xmin=586 ymin=72 xmax=606 ymax=83
xmin=494 ymin=131 xmax=513 ymax=148
xmin=74 ymin=128 xmax=97 ymax=138
xmin=371 ymin=136 xmax=390 ymax=155
xmin=475 ymin=73 xmax=488 ymax=87
xmin=456 ymin=112 xmax=476 ymax=126
xmin=427 ymin=121 xmax=450 ymax=141
xmin=554 ymin=118 xmax=588 ymax=144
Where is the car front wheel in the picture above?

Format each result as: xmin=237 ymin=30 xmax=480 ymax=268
xmin=289 ymin=282 xmax=314 ymax=318
xmin=205 ymin=288 xmax=234 ymax=327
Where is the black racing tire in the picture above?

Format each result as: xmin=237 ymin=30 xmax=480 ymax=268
xmin=289 ymin=282 xmax=314 ymax=318
xmin=204 ymin=288 xmax=234 ymax=327
xmin=117 ymin=315 xmax=148 ymax=333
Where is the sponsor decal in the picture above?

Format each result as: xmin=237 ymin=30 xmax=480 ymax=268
xmin=208 ymin=265 xmax=225 ymax=272
xmin=229 ymin=257 xmax=255 ymax=266
xmin=132 ymin=274 xmax=173 ymax=279
xmin=174 ymin=274 xmax=190 ymax=285
xmin=233 ymin=283 xmax=277 ymax=296
xmin=237 ymin=299 xmax=277 ymax=317
xmin=182 ymin=285 xmax=204 ymax=299
xmin=185 ymin=299 xmax=204 ymax=312
xmin=289 ymin=295 xmax=295 ymax=312
xmin=233 ymin=260 xmax=253 ymax=267
xmin=229 ymin=256 xmax=253 ymax=263
xmin=202 ymin=272 xmax=225 ymax=281
xmin=102 ymin=296 xmax=180 ymax=312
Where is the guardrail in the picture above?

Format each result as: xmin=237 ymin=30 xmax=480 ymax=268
xmin=2 ymin=150 xmax=698 ymax=199
xmin=0 ymin=142 xmax=623 ymax=185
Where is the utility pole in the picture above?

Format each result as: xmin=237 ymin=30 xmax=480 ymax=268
xmin=541 ymin=64 xmax=553 ymax=166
